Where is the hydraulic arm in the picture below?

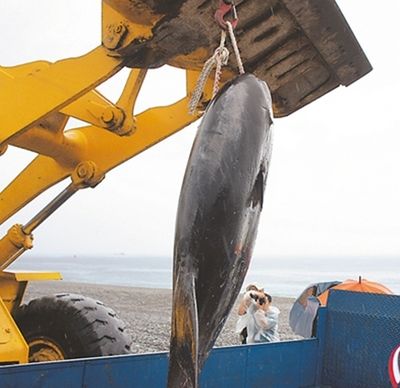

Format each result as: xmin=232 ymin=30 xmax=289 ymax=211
xmin=0 ymin=0 xmax=371 ymax=365
xmin=0 ymin=0 xmax=372 ymax=270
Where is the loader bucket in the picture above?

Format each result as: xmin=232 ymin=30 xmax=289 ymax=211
xmin=103 ymin=0 xmax=372 ymax=117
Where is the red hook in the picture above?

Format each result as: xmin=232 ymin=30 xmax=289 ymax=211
xmin=215 ymin=0 xmax=238 ymax=30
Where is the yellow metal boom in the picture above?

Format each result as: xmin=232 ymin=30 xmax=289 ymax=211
xmin=0 ymin=0 xmax=371 ymax=365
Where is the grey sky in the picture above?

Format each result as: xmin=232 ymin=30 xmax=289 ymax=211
xmin=0 ymin=1 xmax=399 ymax=261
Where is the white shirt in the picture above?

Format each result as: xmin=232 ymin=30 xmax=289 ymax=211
xmin=236 ymin=298 xmax=280 ymax=343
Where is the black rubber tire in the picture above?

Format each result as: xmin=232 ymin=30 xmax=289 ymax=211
xmin=14 ymin=293 xmax=132 ymax=361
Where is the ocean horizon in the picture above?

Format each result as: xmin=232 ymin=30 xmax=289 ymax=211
xmin=10 ymin=255 xmax=400 ymax=298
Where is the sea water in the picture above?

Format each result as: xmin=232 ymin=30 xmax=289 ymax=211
xmin=10 ymin=255 xmax=400 ymax=298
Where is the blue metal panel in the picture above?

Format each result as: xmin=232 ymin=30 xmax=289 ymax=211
xmin=314 ymin=307 xmax=327 ymax=385
xmin=0 ymin=360 xmax=87 ymax=388
xmin=321 ymin=290 xmax=400 ymax=388
xmin=0 ymin=353 xmax=168 ymax=388
xmin=3 ymin=291 xmax=399 ymax=387
xmin=200 ymin=341 xmax=318 ymax=388
xmin=201 ymin=346 xmax=248 ymax=387
xmin=243 ymin=340 xmax=318 ymax=388
xmin=83 ymin=352 xmax=168 ymax=387
xmin=0 ymin=340 xmax=319 ymax=388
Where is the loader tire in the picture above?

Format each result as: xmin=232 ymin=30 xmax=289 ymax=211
xmin=14 ymin=293 xmax=132 ymax=362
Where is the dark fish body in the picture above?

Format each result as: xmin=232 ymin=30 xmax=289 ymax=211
xmin=168 ymin=73 xmax=273 ymax=387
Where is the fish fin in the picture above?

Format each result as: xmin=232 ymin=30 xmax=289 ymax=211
xmin=167 ymin=272 xmax=199 ymax=388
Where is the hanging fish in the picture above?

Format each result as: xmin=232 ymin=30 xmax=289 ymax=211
xmin=168 ymin=73 xmax=273 ymax=388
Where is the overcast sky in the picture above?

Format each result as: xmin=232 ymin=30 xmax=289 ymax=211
xmin=0 ymin=1 xmax=399 ymax=262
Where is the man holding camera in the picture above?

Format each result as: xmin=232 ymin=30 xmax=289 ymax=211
xmin=236 ymin=285 xmax=280 ymax=344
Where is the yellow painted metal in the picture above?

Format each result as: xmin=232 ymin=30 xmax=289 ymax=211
xmin=0 ymin=159 xmax=71 ymax=225
xmin=0 ymin=1 xmax=215 ymax=365
xmin=8 ymin=69 xmax=148 ymax=168
xmin=0 ymin=0 xmax=371 ymax=368
xmin=0 ymin=297 xmax=28 ymax=364
xmin=0 ymin=271 xmax=60 ymax=314
xmin=0 ymin=69 xmax=212 ymax=227
xmin=102 ymin=1 xmax=160 ymax=52
xmin=0 ymin=272 xmax=29 ymax=315
xmin=0 ymin=270 xmax=60 ymax=365
xmin=0 ymin=47 xmax=124 ymax=145
xmin=0 ymin=68 xmax=213 ymax=281
xmin=9 ymin=113 xmax=81 ymax=167
xmin=28 ymin=338 xmax=65 ymax=362
xmin=117 ymin=68 xmax=147 ymax=114
xmin=0 ymin=269 xmax=61 ymax=365
xmin=0 ymin=225 xmax=33 ymax=272
xmin=61 ymin=90 xmax=133 ymax=135
xmin=4 ymin=271 xmax=62 ymax=282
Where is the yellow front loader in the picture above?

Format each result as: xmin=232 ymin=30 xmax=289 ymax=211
xmin=0 ymin=0 xmax=371 ymax=365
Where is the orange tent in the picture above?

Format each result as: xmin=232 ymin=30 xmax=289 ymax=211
xmin=318 ymin=277 xmax=393 ymax=306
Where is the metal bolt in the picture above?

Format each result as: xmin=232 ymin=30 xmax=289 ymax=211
xmin=101 ymin=109 xmax=115 ymax=124
xmin=72 ymin=161 xmax=100 ymax=188
xmin=77 ymin=164 xmax=88 ymax=178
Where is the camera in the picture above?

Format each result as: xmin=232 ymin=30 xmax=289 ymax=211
xmin=250 ymin=293 xmax=259 ymax=301
xmin=250 ymin=293 xmax=266 ymax=305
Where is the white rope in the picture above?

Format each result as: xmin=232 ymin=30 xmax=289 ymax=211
xmin=188 ymin=20 xmax=245 ymax=115
xmin=189 ymin=31 xmax=228 ymax=115
xmin=226 ymin=21 xmax=245 ymax=75
xmin=212 ymin=34 xmax=229 ymax=97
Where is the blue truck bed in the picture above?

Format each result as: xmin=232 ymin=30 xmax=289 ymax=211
xmin=1 ymin=290 xmax=399 ymax=388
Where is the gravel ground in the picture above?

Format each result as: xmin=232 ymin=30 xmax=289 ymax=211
xmin=24 ymin=281 xmax=299 ymax=354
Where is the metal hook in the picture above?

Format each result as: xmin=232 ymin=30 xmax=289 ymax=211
xmin=215 ymin=0 xmax=238 ymax=30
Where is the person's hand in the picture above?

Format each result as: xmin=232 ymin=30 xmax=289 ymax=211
xmin=244 ymin=292 xmax=253 ymax=303
xmin=238 ymin=291 xmax=255 ymax=315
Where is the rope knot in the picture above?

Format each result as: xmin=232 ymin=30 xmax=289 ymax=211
xmin=188 ymin=20 xmax=244 ymax=115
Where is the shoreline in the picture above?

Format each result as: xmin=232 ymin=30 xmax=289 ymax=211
xmin=24 ymin=280 xmax=299 ymax=353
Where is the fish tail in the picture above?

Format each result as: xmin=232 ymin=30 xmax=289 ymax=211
xmin=167 ymin=272 xmax=199 ymax=388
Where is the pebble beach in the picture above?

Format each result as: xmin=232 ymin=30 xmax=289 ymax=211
xmin=25 ymin=281 xmax=299 ymax=353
